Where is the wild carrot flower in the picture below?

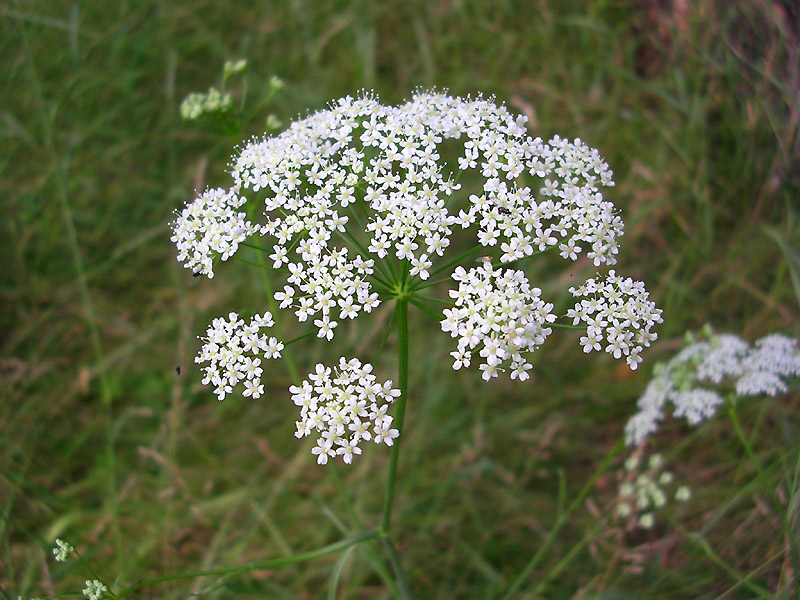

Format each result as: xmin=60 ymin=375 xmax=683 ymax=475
xmin=625 ymin=330 xmax=800 ymax=445
xmin=442 ymin=263 xmax=555 ymax=381
xmin=173 ymin=91 xmax=662 ymax=463
xmin=567 ymin=270 xmax=662 ymax=370
xmin=172 ymin=188 xmax=258 ymax=278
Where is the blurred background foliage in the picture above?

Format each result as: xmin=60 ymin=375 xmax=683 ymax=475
xmin=1 ymin=0 xmax=799 ymax=598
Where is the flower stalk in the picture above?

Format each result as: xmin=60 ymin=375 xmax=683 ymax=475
xmin=382 ymin=298 xmax=409 ymax=536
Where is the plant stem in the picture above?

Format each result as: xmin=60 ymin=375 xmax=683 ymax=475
xmin=381 ymin=299 xmax=409 ymax=535
xmin=378 ymin=298 xmax=413 ymax=599
xmin=726 ymin=394 xmax=760 ymax=470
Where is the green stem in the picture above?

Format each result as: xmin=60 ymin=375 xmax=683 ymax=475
xmin=677 ymin=526 xmax=774 ymax=599
xmin=408 ymin=297 xmax=445 ymax=322
xmin=550 ymin=322 xmax=586 ymax=330
xmin=115 ymin=530 xmax=380 ymax=598
xmin=378 ymin=299 xmax=413 ymax=598
xmin=726 ymin=395 xmax=760 ymax=471
xmin=499 ymin=438 xmax=624 ymax=600
xmin=381 ymin=299 xmax=409 ymax=535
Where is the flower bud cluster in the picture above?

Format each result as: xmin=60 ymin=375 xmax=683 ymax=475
xmin=180 ymin=87 xmax=233 ymax=120
xmin=171 ymin=187 xmax=257 ymax=278
xmin=290 ymin=357 xmax=400 ymax=464
xmin=82 ymin=580 xmax=107 ymax=600
xmin=567 ymin=270 xmax=663 ymax=371
xmin=625 ymin=330 xmax=800 ymax=445
xmin=52 ymin=538 xmax=73 ymax=562
xmin=195 ymin=312 xmax=283 ymax=401
xmin=441 ymin=263 xmax=556 ymax=381
xmin=615 ymin=453 xmax=690 ymax=530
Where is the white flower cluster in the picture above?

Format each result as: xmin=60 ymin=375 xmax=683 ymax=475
xmin=441 ymin=263 xmax=555 ymax=381
xmin=195 ymin=312 xmax=284 ymax=401
xmin=180 ymin=87 xmax=232 ymax=120
xmin=616 ymin=453 xmax=690 ymax=530
xmin=175 ymin=91 xmax=625 ymax=341
xmin=52 ymin=538 xmax=73 ymax=562
xmin=82 ymin=580 xmax=107 ymax=600
xmin=273 ymin=248 xmax=379 ymax=340
xmin=290 ymin=357 xmax=400 ymax=464
xmin=625 ymin=331 xmax=800 ymax=445
xmin=172 ymin=187 xmax=258 ymax=278
xmin=567 ymin=270 xmax=663 ymax=370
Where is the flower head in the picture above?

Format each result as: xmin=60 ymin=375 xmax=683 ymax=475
xmin=625 ymin=330 xmax=800 ymax=445
xmin=614 ymin=452 xmax=689 ymax=530
xmin=442 ymin=263 xmax=555 ymax=381
xmin=172 ymin=187 xmax=258 ymax=278
xmin=180 ymin=87 xmax=233 ymax=121
xmin=82 ymin=580 xmax=107 ymax=600
xmin=195 ymin=312 xmax=283 ymax=401
xmin=52 ymin=538 xmax=73 ymax=562
xmin=567 ymin=270 xmax=663 ymax=371
xmin=290 ymin=357 xmax=400 ymax=464
xmin=176 ymin=92 xmax=628 ymax=344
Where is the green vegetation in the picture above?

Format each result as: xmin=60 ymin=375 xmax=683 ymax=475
xmin=2 ymin=1 xmax=799 ymax=598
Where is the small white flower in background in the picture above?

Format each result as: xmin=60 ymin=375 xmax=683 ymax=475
xmin=179 ymin=87 xmax=233 ymax=120
xmin=223 ymin=58 xmax=247 ymax=78
xmin=441 ymin=263 xmax=555 ymax=381
xmin=82 ymin=580 xmax=107 ymax=600
xmin=269 ymin=75 xmax=285 ymax=92
xmin=625 ymin=330 xmax=800 ymax=446
xmin=291 ymin=357 xmax=400 ymax=464
xmin=52 ymin=538 xmax=73 ymax=562
xmin=195 ymin=312 xmax=283 ymax=401
xmin=675 ymin=485 xmax=691 ymax=502
xmin=567 ymin=270 xmax=663 ymax=371
xmin=614 ymin=452 xmax=689 ymax=530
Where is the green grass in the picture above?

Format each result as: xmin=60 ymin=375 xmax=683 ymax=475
xmin=2 ymin=1 xmax=799 ymax=598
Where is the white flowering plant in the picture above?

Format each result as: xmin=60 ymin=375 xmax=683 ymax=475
xmin=170 ymin=90 xmax=664 ymax=596
xmin=614 ymin=452 xmax=690 ymax=532
xmin=179 ymin=59 xmax=284 ymax=135
xmin=625 ymin=326 xmax=800 ymax=446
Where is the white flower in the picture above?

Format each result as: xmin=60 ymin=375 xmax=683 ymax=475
xmin=82 ymin=580 xmax=107 ymax=600
xmin=615 ymin=452 xmax=688 ymax=529
xmin=180 ymin=87 xmax=233 ymax=120
xmin=441 ymin=263 xmax=555 ymax=380
xmin=195 ymin=312 xmax=283 ymax=401
xmin=52 ymin=538 xmax=73 ymax=562
xmin=291 ymin=357 xmax=400 ymax=465
xmin=171 ymin=187 xmax=257 ymax=278
xmin=625 ymin=330 xmax=800 ymax=445
xmin=179 ymin=92 xmax=626 ymax=342
xmin=569 ymin=271 xmax=662 ymax=371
